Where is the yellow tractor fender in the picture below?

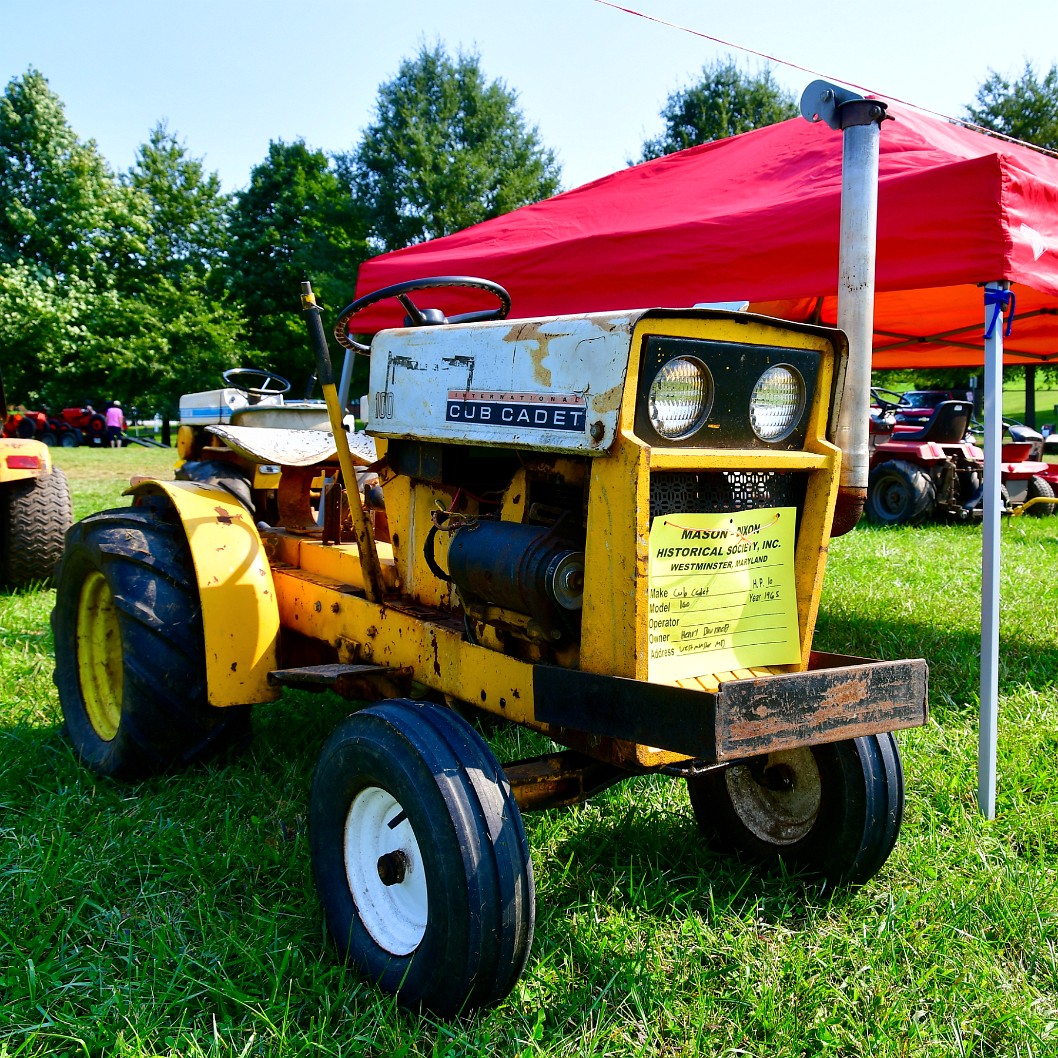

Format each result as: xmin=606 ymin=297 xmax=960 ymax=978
xmin=0 ymin=437 xmax=54 ymax=484
xmin=126 ymin=479 xmax=280 ymax=707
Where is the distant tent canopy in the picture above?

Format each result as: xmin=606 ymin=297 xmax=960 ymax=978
xmin=352 ymin=104 xmax=1058 ymax=369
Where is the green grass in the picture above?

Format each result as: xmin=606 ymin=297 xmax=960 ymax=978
xmin=3 ymin=457 xmax=1058 ymax=1055
xmin=1002 ymin=384 xmax=1058 ymax=427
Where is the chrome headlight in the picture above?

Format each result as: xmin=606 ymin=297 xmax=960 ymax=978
xmin=647 ymin=356 xmax=713 ymax=439
xmin=750 ymin=365 xmax=805 ymax=442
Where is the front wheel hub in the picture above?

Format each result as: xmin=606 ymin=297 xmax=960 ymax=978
xmin=75 ymin=570 xmax=123 ymax=741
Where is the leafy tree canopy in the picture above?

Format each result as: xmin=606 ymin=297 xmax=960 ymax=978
xmin=965 ymin=62 xmax=1058 ymax=151
xmin=346 ymin=45 xmax=562 ymax=252
xmin=0 ymin=69 xmax=146 ymax=283
xmin=125 ymin=123 xmax=230 ymax=281
xmin=0 ymin=70 xmax=243 ymax=414
xmin=638 ymin=58 xmax=798 ymax=162
xmin=223 ymin=139 xmax=367 ymax=388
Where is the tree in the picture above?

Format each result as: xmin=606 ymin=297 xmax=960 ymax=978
xmin=638 ymin=59 xmax=798 ymax=162
xmin=346 ymin=45 xmax=561 ymax=252
xmin=965 ymin=62 xmax=1058 ymax=151
xmin=125 ymin=122 xmax=230 ymax=281
xmin=0 ymin=70 xmax=242 ymax=414
xmin=223 ymin=139 xmax=368 ymax=387
xmin=0 ymin=69 xmax=145 ymax=282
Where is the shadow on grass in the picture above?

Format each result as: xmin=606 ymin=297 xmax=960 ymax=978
xmin=813 ymin=607 xmax=1058 ymax=711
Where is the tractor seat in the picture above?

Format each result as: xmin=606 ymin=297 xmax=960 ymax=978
xmin=893 ymin=401 xmax=972 ymax=444
xmin=206 ymin=421 xmax=377 ymax=468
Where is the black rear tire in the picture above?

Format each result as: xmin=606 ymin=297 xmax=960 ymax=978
xmin=687 ymin=733 xmax=904 ymax=885
xmin=60 ymin=429 xmax=80 ymax=448
xmin=51 ymin=502 xmax=250 ymax=779
xmin=310 ymin=699 xmax=535 ymax=1015
xmin=866 ymin=460 xmax=936 ymax=525
xmin=176 ymin=460 xmax=255 ymax=516
xmin=1026 ymin=476 xmax=1055 ymax=517
xmin=1 ymin=467 xmax=73 ymax=587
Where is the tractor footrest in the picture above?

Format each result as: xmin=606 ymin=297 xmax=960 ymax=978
xmin=268 ymin=663 xmax=411 ymax=700
xmin=504 ymin=751 xmax=632 ymax=811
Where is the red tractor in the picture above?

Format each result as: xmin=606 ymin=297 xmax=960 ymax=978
xmin=1000 ymin=422 xmax=1056 ymax=515
xmin=867 ymin=391 xmax=1055 ymax=524
xmin=3 ymin=406 xmax=87 ymax=447
xmin=58 ymin=406 xmax=108 ymax=447
xmin=866 ymin=393 xmax=983 ymax=525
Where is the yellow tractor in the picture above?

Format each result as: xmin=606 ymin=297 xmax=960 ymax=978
xmin=52 ymin=87 xmax=927 ymax=1015
xmin=0 ymin=373 xmax=72 ymax=587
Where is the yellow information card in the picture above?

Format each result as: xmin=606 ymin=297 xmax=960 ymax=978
xmin=647 ymin=506 xmax=801 ymax=682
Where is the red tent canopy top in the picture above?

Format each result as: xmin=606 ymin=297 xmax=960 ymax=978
xmin=352 ymin=104 xmax=1058 ymax=368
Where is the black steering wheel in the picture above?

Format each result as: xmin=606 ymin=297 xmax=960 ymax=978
xmin=223 ymin=367 xmax=292 ymax=398
xmin=333 ymin=276 xmax=512 ymax=353
xmin=870 ymin=387 xmax=908 ymax=414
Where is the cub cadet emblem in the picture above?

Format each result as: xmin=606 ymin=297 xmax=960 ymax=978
xmin=446 ymin=390 xmax=587 ymax=431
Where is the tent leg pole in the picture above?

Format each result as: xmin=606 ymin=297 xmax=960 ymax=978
xmin=978 ymin=280 xmax=1006 ymax=820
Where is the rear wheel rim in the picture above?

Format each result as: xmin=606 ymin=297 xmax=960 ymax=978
xmin=76 ymin=570 xmax=123 ymax=741
xmin=343 ymin=785 xmax=428 ymax=955
xmin=724 ymin=748 xmax=821 ymax=845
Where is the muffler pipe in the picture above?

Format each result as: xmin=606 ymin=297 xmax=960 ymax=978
xmin=801 ymin=83 xmax=889 ymax=535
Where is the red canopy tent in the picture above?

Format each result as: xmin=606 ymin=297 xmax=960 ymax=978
xmin=352 ymin=103 xmax=1058 ymax=369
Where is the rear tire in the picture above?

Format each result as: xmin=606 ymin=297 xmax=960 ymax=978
xmin=1 ymin=467 xmax=73 ymax=587
xmin=866 ymin=460 xmax=936 ymax=525
xmin=176 ymin=460 xmax=255 ymax=516
xmin=687 ymin=733 xmax=904 ymax=885
xmin=60 ymin=430 xmax=80 ymax=448
xmin=310 ymin=699 xmax=535 ymax=1015
xmin=51 ymin=502 xmax=250 ymax=779
xmin=1026 ymin=476 xmax=1055 ymax=517
xmin=85 ymin=413 xmax=107 ymax=445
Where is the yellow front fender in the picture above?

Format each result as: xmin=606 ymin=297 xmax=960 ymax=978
xmin=127 ymin=480 xmax=280 ymax=707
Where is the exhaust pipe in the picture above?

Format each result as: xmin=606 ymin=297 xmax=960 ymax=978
xmin=801 ymin=82 xmax=890 ymax=536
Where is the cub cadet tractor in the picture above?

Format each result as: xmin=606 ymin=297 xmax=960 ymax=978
xmin=51 ymin=85 xmax=927 ymax=1015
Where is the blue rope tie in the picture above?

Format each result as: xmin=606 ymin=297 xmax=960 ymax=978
xmin=984 ymin=287 xmax=1016 ymax=340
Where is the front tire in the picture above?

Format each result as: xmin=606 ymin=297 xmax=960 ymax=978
xmin=1 ymin=467 xmax=73 ymax=587
xmin=687 ymin=733 xmax=904 ymax=885
xmin=866 ymin=460 xmax=936 ymax=525
xmin=51 ymin=503 xmax=250 ymax=779
xmin=310 ymin=700 xmax=535 ymax=1015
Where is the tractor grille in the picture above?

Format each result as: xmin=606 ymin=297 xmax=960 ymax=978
xmin=649 ymin=470 xmax=807 ymax=519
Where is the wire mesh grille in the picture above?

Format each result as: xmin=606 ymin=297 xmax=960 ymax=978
xmin=649 ymin=470 xmax=806 ymax=519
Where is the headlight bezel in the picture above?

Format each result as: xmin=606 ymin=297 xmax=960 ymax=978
xmin=634 ymin=334 xmax=821 ymax=450
xmin=749 ymin=364 xmax=807 ymax=443
xmin=646 ymin=354 xmax=714 ymax=440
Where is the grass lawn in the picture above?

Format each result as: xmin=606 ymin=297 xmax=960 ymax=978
xmin=2 ymin=449 xmax=1057 ymax=1056
xmin=1002 ymin=384 xmax=1058 ymax=428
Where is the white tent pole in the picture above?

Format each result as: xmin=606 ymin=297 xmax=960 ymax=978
xmin=978 ymin=279 xmax=1007 ymax=819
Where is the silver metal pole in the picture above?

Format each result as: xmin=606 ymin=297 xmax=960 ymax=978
xmin=977 ymin=280 xmax=1006 ymax=819
xmin=833 ymin=120 xmax=881 ymax=506
xmin=799 ymin=81 xmax=889 ymax=534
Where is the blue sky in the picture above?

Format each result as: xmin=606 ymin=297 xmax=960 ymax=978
xmin=3 ymin=0 xmax=1056 ymax=193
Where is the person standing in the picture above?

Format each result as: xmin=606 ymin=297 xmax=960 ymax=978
xmin=105 ymin=400 xmax=126 ymax=448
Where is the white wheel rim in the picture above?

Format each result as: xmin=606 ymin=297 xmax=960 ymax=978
xmin=343 ymin=786 xmax=428 ymax=955
xmin=725 ymin=748 xmax=821 ymax=845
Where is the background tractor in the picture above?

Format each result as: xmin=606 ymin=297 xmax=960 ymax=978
xmin=51 ymin=87 xmax=927 ymax=1015
xmin=867 ymin=389 xmax=1056 ymax=523
xmin=0 ymin=376 xmax=73 ymax=587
